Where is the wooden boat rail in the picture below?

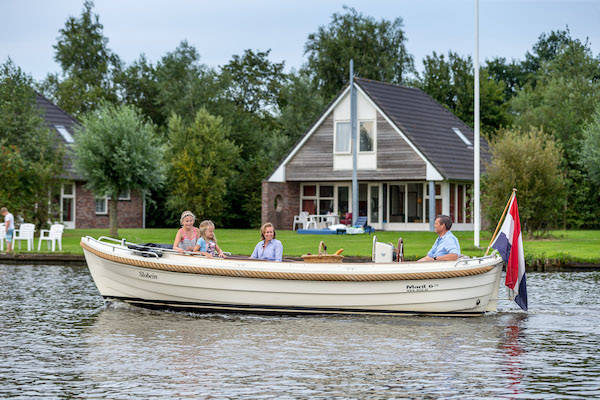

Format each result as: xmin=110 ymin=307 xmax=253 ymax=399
xmin=81 ymin=236 xmax=499 ymax=282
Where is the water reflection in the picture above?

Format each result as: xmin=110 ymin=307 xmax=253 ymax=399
xmin=2 ymin=265 xmax=600 ymax=398
xmin=500 ymin=313 xmax=527 ymax=397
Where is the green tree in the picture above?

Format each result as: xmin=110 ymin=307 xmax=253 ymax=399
xmin=214 ymin=49 xmax=287 ymax=228
xmin=304 ymin=6 xmax=414 ymax=101
xmin=510 ymin=37 xmax=600 ymax=227
xmin=0 ymin=59 xmax=64 ymax=227
xmin=485 ymin=56 xmax=530 ymax=102
xmin=74 ymin=103 xmax=164 ymax=236
xmin=40 ymin=0 xmax=121 ymax=116
xmin=418 ymin=51 xmax=509 ymax=139
xmin=274 ymin=69 xmax=326 ymax=161
xmin=482 ymin=128 xmax=565 ymax=236
xmin=581 ymin=105 xmax=600 ymax=187
xmin=521 ymin=28 xmax=581 ymax=82
xmin=165 ymin=109 xmax=239 ymax=225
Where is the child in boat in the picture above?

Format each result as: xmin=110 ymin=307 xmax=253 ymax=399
xmin=173 ymin=210 xmax=200 ymax=253
xmin=194 ymin=220 xmax=225 ymax=258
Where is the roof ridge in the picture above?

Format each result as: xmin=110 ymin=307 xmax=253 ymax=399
xmin=354 ymin=76 xmax=421 ymax=91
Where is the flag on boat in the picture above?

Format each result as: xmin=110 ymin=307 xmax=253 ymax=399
xmin=491 ymin=194 xmax=528 ymax=311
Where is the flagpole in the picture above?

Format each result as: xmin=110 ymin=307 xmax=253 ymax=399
xmin=474 ymin=0 xmax=481 ymax=248
xmin=484 ymin=188 xmax=517 ymax=256
xmin=350 ymin=60 xmax=358 ymax=226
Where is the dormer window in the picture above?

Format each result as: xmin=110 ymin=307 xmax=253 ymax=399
xmin=55 ymin=125 xmax=74 ymax=143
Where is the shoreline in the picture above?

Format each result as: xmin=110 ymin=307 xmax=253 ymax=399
xmin=1 ymin=253 xmax=599 ymax=272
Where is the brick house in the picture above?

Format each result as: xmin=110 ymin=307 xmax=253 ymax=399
xmin=262 ymin=78 xmax=490 ymax=231
xmin=37 ymin=93 xmax=145 ymax=229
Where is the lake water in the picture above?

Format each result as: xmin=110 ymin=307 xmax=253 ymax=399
xmin=1 ymin=264 xmax=599 ymax=399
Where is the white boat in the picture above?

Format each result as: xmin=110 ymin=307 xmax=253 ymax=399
xmin=81 ymin=236 xmax=503 ymax=317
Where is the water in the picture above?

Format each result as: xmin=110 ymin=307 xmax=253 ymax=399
xmin=1 ymin=265 xmax=599 ymax=399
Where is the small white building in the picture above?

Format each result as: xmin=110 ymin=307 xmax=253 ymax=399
xmin=262 ymin=78 xmax=490 ymax=231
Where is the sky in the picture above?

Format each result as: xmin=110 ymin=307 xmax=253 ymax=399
xmin=2 ymin=0 xmax=600 ymax=82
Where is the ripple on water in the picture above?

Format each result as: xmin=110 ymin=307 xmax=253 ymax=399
xmin=1 ymin=266 xmax=600 ymax=398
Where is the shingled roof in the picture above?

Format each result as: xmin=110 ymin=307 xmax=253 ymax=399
xmin=35 ymin=93 xmax=82 ymax=180
xmin=354 ymin=77 xmax=490 ymax=180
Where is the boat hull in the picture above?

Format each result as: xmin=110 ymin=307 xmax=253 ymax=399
xmin=82 ymin=237 xmax=503 ymax=317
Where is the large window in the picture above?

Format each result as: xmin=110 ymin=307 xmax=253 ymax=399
xmin=450 ymin=183 xmax=472 ymax=223
xmin=334 ymin=121 xmax=375 ymax=154
xmin=387 ymin=182 xmax=430 ymax=223
xmin=425 ymin=183 xmax=442 ymax=223
xmin=301 ymin=184 xmax=346 ymax=216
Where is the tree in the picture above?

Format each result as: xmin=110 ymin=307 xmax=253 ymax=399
xmin=510 ymin=36 xmax=600 ymax=228
xmin=74 ymin=103 xmax=165 ymax=236
xmin=304 ymin=6 xmax=414 ymax=101
xmin=40 ymin=0 xmax=121 ymax=116
xmin=485 ymin=56 xmax=530 ymax=102
xmin=0 ymin=59 xmax=64 ymax=227
xmin=274 ymin=69 xmax=326 ymax=161
xmin=482 ymin=128 xmax=565 ymax=236
xmin=165 ymin=109 xmax=239 ymax=225
xmin=418 ymin=51 xmax=509 ymax=139
xmin=581 ymin=105 xmax=600 ymax=187
xmin=521 ymin=28 xmax=581 ymax=82
xmin=214 ymin=49 xmax=288 ymax=227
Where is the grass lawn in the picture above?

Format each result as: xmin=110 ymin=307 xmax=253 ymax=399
xmin=17 ymin=228 xmax=600 ymax=263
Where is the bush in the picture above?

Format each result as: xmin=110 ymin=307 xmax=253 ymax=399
xmin=482 ymin=127 xmax=565 ymax=236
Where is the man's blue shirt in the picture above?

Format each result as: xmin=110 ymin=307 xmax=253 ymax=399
xmin=427 ymin=231 xmax=461 ymax=258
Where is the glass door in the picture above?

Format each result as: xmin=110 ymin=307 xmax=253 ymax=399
xmin=369 ymin=184 xmax=380 ymax=224
xmin=61 ymin=183 xmax=75 ymax=229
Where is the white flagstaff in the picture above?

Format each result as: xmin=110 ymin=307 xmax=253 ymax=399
xmin=350 ymin=60 xmax=358 ymax=226
xmin=474 ymin=0 xmax=481 ymax=248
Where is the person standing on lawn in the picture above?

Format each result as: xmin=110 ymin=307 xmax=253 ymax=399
xmin=1 ymin=207 xmax=15 ymax=254
xmin=418 ymin=215 xmax=461 ymax=262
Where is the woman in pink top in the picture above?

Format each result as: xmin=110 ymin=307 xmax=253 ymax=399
xmin=173 ymin=210 xmax=200 ymax=252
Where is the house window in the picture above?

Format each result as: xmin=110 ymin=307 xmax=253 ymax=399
xmin=55 ymin=125 xmax=74 ymax=144
xmin=300 ymin=184 xmax=336 ymax=215
xmin=335 ymin=121 xmax=376 ymax=153
xmin=424 ymin=183 xmax=442 ymax=223
xmin=107 ymin=190 xmax=131 ymax=201
xmin=452 ymin=127 xmax=472 ymax=147
xmin=335 ymin=122 xmax=351 ymax=153
xmin=95 ymin=197 xmax=108 ymax=215
xmin=449 ymin=183 xmax=472 ymax=223
xmin=359 ymin=121 xmax=374 ymax=152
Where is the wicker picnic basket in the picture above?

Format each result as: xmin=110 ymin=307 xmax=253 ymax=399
xmin=301 ymin=241 xmax=344 ymax=263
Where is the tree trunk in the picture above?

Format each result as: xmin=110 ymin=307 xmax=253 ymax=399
xmin=109 ymin=191 xmax=118 ymax=237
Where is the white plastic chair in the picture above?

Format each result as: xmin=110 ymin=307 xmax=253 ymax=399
xmin=38 ymin=224 xmax=65 ymax=252
xmin=14 ymin=223 xmax=35 ymax=251
xmin=292 ymin=211 xmax=309 ymax=230
xmin=0 ymin=225 xmax=5 ymax=252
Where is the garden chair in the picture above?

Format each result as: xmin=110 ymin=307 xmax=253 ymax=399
xmin=292 ymin=211 xmax=309 ymax=230
xmin=14 ymin=223 xmax=35 ymax=251
xmin=0 ymin=225 xmax=5 ymax=252
xmin=353 ymin=216 xmax=375 ymax=234
xmin=38 ymin=224 xmax=65 ymax=252
xmin=340 ymin=212 xmax=352 ymax=225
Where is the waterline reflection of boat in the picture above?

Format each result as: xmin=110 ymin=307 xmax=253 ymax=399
xmin=81 ymin=236 xmax=503 ymax=317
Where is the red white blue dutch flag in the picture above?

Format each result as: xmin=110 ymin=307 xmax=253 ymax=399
xmin=491 ymin=195 xmax=528 ymax=311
